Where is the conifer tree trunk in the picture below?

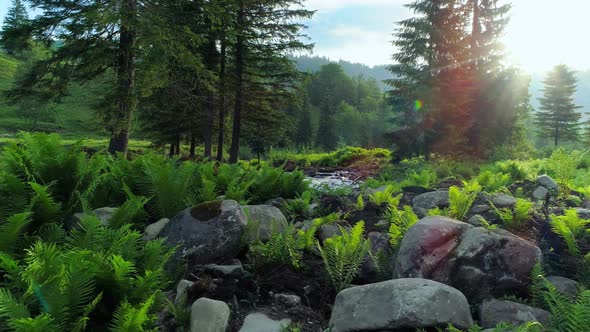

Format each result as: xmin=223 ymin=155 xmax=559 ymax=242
xmin=204 ymin=36 xmax=216 ymax=159
xmin=108 ymin=0 xmax=137 ymax=156
xmin=190 ymin=131 xmax=197 ymax=158
xmin=217 ymin=36 xmax=227 ymax=162
xmin=229 ymin=2 xmax=245 ymax=164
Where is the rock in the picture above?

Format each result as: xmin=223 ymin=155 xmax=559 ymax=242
xmin=576 ymin=208 xmax=590 ymax=220
xmin=533 ymin=186 xmax=549 ymax=200
xmin=273 ymin=293 xmax=302 ymax=307
xmin=205 ymin=259 xmax=244 ymax=278
xmin=491 ymin=193 xmax=516 ymax=207
xmin=264 ymin=197 xmax=287 ymax=209
xmin=190 ymin=297 xmax=231 ymax=332
xmin=71 ymin=207 xmax=117 ymax=228
xmin=395 ymin=216 xmax=471 ymax=284
xmin=454 ymin=227 xmax=542 ymax=302
xmin=375 ymin=220 xmax=390 ymax=228
xmin=471 ymin=204 xmax=490 ymax=214
xmin=395 ymin=216 xmax=542 ymax=303
xmin=328 ymin=278 xmax=473 ymax=332
xmin=239 ymin=313 xmax=291 ymax=332
xmin=359 ymin=232 xmax=393 ymax=283
xmin=318 ymin=223 xmax=347 ymax=241
xmin=320 ymin=195 xmax=346 ymax=213
xmin=467 ymin=214 xmax=486 ymax=227
xmin=479 ymin=299 xmax=552 ymax=328
xmin=160 ymin=200 xmax=247 ymax=267
xmin=412 ymin=191 xmax=450 ymax=210
xmin=175 ymin=279 xmax=193 ymax=304
xmin=547 ymin=276 xmax=580 ymax=298
xmin=243 ymin=205 xmax=288 ymax=243
xmin=538 ymin=174 xmax=558 ymax=190
xmin=143 ymin=218 xmax=171 ymax=241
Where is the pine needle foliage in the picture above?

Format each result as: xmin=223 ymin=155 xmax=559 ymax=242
xmin=317 ymin=221 xmax=370 ymax=292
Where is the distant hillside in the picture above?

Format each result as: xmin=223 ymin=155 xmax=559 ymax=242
xmin=292 ymin=55 xmax=391 ymax=91
xmin=293 ymin=56 xmax=590 ymax=118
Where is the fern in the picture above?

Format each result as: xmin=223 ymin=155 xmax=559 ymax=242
xmin=449 ymin=180 xmax=481 ymax=220
xmin=317 ymin=221 xmax=370 ymax=291
xmin=109 ymin=295 xmax=156 ymax=332
xmin=109 ymin=186 xmax=149 ymax=230
xmin=386 ymin=203 xmax=419 ymax=248
xmin=550 ymin=209 xmax=590 ymax=256
xmin=369 ymin=185 xmax=397 ymax=205
xmin=0 ymin=213 xmax=31 ymax=253
xmin=494 ymin=198 xmax=533 ymax=230
xmin=249 ymin=224 xmax=303 ymax=269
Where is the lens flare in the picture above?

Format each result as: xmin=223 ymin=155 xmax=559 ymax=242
xmin=414 ymin=100 xmax=423 ymax=111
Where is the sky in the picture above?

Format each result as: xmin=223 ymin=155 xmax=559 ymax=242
xmin=1 ymin=0 xmax=589 ymax=73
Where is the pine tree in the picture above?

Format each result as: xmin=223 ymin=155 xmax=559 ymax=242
xmin=0 ymin=0 xmax=30 ymax=56
xmin=535 ymin=64 xmax=583 ymax=146
xmin=227 ymin=0 xmax=313 ymax=163
xmin=387 ymin=0 xmax=474 ymax=156
xmin=8 ymin=0 xmax=177 ymax=155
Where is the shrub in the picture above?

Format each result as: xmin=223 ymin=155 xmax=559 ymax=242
xmin=317 ymin=221 xmax=370 ymax=292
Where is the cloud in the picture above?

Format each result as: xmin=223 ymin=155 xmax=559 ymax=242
xmin=311 ymin=25 xmax=394 ymax=66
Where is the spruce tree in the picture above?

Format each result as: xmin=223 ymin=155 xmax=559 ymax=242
xmin=228 ymin=0 xmax=313 ymax=163
xmin=0 ymin=0 xmax=30 ymax=56
xmin=535 ymin=64 xmax=583 ymax=146
xmin=9 ymin=0 xmax=163 ymax=155
xmin=387 ymin=0 xmax=473 ymax=155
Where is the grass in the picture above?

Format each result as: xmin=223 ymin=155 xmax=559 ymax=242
xmin=0 ymin=136 xmax=153 ymax=150
xmin=268 ymin=146 xmax=392 ymax=168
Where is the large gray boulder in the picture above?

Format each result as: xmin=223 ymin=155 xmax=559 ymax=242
xmin=160 ymin=200 xmax=247 ymax=266
xmin=479 ymin=299 xmax=552 ymax=329
xmin=329 ymin=278 xmax=473 ymax=332
xmin=395 ymin=216 xmax=542 ymax=303
xmin=242 ymin=205 xmax=288 ymax=243
xmin=239 ymin=313 xmax=291 ymax=332
xmin=190 ymin=298 xmax=231 ymax=332
xmin=412 ymin=191 xmax=449 ymax=210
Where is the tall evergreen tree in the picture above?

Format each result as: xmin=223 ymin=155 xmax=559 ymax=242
xmin=228 ymin=0 xmax=313 ymax=163
xmin=535 ymin=64 xmax=583 ymax=146
xmin=387 ymin=0 xmax=473 ymax=156
xmin=0 ymin=0 xmax=31 ymax=56
xmin=9 ymin=0 xmax=174 ymax=155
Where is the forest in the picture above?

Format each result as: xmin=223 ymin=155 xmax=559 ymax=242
xmin=1 ymin=0 xmax=590 ymax=331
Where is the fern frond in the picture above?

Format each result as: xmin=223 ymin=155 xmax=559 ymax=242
xmin=109 ymin=295 xmax=156 ymax=332
xmin=0 ymin=288 xmax=30 ymax=321
xmin=0 ymin=212 xmax=31 ymax=253
xmin=317 ymin=221 xmax=370 ymax=291
xmin=10 ymin=313 xmax=60 ymax=332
